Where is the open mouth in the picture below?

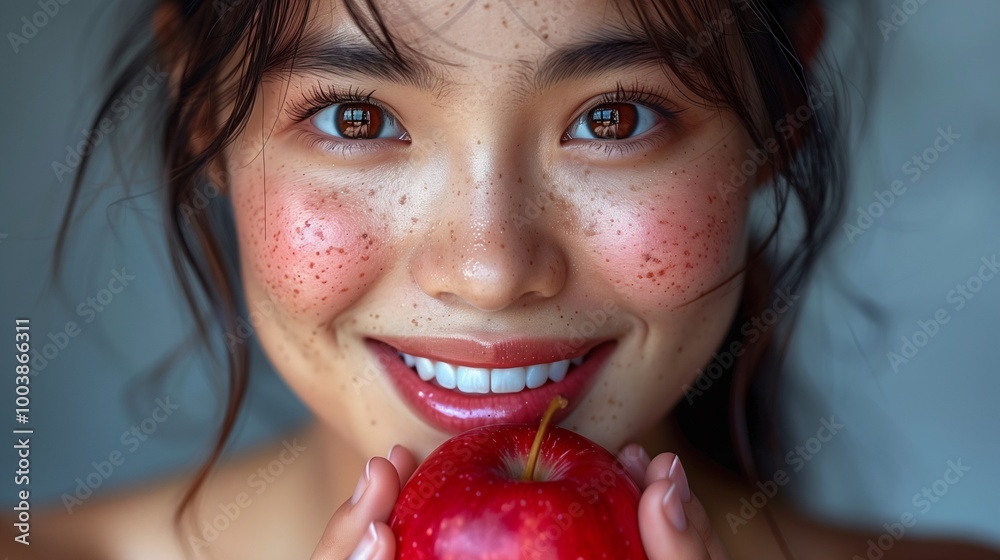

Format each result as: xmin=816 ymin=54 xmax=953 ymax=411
xmin=397 ymin=352 xmax=584 ymax=395
xmin=366 ymin=338 xmax=616 ymax=434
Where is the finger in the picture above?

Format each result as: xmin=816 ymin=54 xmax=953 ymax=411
xmin=617 ymin=443 xmax=652 ymax=488
xmin=346 ymin=522 xmax=397 ymax=560
xmin=310 ymin=457 xmax=401 ymax=560
xmin=387 ymin=445 xmax=419 ymax=485
xmin=639 ymin=478 xmax=710 ymax=560
xmin=644 ymin=453 xmax=730 ymax=560
xmin=644 ymin=452 xmax=681 ymax=489
xmin=683 ymin=491 xmax=730 ymax=560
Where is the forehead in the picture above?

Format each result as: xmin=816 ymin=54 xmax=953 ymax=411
xmin=305 ymin=0 xmax=640 ymax=71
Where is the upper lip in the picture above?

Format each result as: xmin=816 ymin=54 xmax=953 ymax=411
xmin=370 ymin=335 xmax=608 ymax=368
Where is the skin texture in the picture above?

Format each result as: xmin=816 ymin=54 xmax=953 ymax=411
xmin=220 ymin=1 xmax=755 ymax=557
xmin=230 ymin=0 xmax=752 ymax=465
xmin=9 ymin=2 xmax=1000 ymax=559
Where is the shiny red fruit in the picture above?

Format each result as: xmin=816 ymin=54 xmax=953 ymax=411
xmin=389 ymin=424 xmax=647 ymax=559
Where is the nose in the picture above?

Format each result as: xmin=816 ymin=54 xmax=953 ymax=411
xmin=410 ymin=152 xmax=568 ymax=312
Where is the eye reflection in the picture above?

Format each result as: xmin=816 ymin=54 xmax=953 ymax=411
xmin=337 ymin=103 xmax=382 ymax=139
xmin=312 ymin=101 xmax=407 ymax=141
xmin=565 ymin=101 xmax=660 ymax=142
xmin=589 ymin=103 xmax=638 ymax=139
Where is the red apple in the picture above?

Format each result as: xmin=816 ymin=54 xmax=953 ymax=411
xmin=389 ymin=397 xmax=646 ymax=559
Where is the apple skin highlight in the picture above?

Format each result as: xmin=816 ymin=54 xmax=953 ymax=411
xmin=389 ymin=424 xmax=646 ymax=560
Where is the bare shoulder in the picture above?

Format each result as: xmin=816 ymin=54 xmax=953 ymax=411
xmin=674 ymin=436 xmax=1000 ymax=559
xmin=0 ymin=470 xmax=189 ymax=560
xmin=5 ymin=432 xmax=325 ymax=560
xmin=9 ymin=472 xmax=193 ymax=560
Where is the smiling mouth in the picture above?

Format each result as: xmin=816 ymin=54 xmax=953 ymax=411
xmin=367 ymin=337 xmax=616 ymax=433
xmin=397 ymin=352 xmax=586 ymax=395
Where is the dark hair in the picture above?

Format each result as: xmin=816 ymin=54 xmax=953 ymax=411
xmin=59 ymin=0 xmax=847 ymax=553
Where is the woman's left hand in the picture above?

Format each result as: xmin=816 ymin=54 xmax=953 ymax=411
xmin=618 ymin=445 xmax=731 ymax=560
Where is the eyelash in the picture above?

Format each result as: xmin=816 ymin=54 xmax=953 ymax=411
xmin=566 ymin=81 xmax=685 ymax=157
xmin=289 ymin=84 xmax=405 ymax=156
xmin=288 ymin=81 xmax=683 ymax=158
xmin=289 ymin=84 xmax=392 ymax=122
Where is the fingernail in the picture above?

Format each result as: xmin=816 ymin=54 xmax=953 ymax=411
xmin=387 ymin=444 xmax=398 ymax=463
xmin=349 ymin=458 xmax=372 ymax=505
xmin=636 ymin=446 xmax=651 ymax=465
xmin=622 ymin=444 xmax=651 ymax=466
xmin=662 ymin=483 xmax=687 ymax=532
xmin=348 ymin=522 xmax=379 ymax=560
xmin=668 ymin=455 xmax=691 ymax=503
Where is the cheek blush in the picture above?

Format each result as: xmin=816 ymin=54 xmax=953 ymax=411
xmin=590 ymin=158 xmax=750 ymax=307
xmin=232 ymin=170 xmax=385 ymax=317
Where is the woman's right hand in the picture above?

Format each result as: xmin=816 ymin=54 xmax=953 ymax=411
xmin=310 ymin=445 xmax=418 ymax=560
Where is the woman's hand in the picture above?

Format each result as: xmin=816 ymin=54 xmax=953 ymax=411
xmin=618 ymin=445 xmax=731 ymax=560
xmin=310 ymin=445 xmax=418 ymax=560
xmin=311 ymin=443 xmax=726 ymax=560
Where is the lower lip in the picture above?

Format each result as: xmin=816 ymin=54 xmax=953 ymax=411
xmin=367 ymin=340 xmax=616 ymax=434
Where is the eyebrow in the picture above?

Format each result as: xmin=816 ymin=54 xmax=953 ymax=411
xmin=280 ymin=31 xmax=442 ymax=89
xmin=282 ymin=29 xmax=674 ymax=92
xmin=534 ymin=32 xmax=670 ymax=89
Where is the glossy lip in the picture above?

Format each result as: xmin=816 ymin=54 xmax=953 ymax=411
xmin=366 ymin=338 xmax=617 ymax=434
xmin=370 ymin=336 xmax=606 ymax=368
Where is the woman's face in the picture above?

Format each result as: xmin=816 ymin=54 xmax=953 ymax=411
xmin=225 ymin=0 xmax=754 ymax=460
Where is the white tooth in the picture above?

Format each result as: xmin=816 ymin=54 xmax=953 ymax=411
xmin=570 ymin=356 xmax=584 ymax=367
xmin=401 ymin=352 xmax=416 ymax=368
xmin=435 ymin=361 xmax=458 ymax=389
xmin=415 ymin=357 xmax=436 ymax=381
xmin=548 ymin=360 xmax=570 ymax=382
xmin=490 ymin=367 xmax=526 ymax=394
xmin=525 ymin=363 xmax=550 ymax=389
xmin=456 ymin=366 xmax=490 ymax=394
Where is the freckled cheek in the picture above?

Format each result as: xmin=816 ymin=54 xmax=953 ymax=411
xmin=595 ymin=181 xmax=748 ymax=304
xmin=231 ymin=180 xmax=384 ymax=315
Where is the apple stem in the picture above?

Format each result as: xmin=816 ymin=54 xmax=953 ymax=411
xmin=522 ymin=395 xmax=569 ymax=482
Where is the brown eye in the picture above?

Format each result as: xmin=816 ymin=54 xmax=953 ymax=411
xmin=337 ymin=103 xmax=383 ymax=139
xmin=587 ymin=103 xmax=638 ymax=139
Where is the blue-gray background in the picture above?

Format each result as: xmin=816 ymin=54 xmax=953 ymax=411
xmin=0 ymin=0 xmax=997 ymax=550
